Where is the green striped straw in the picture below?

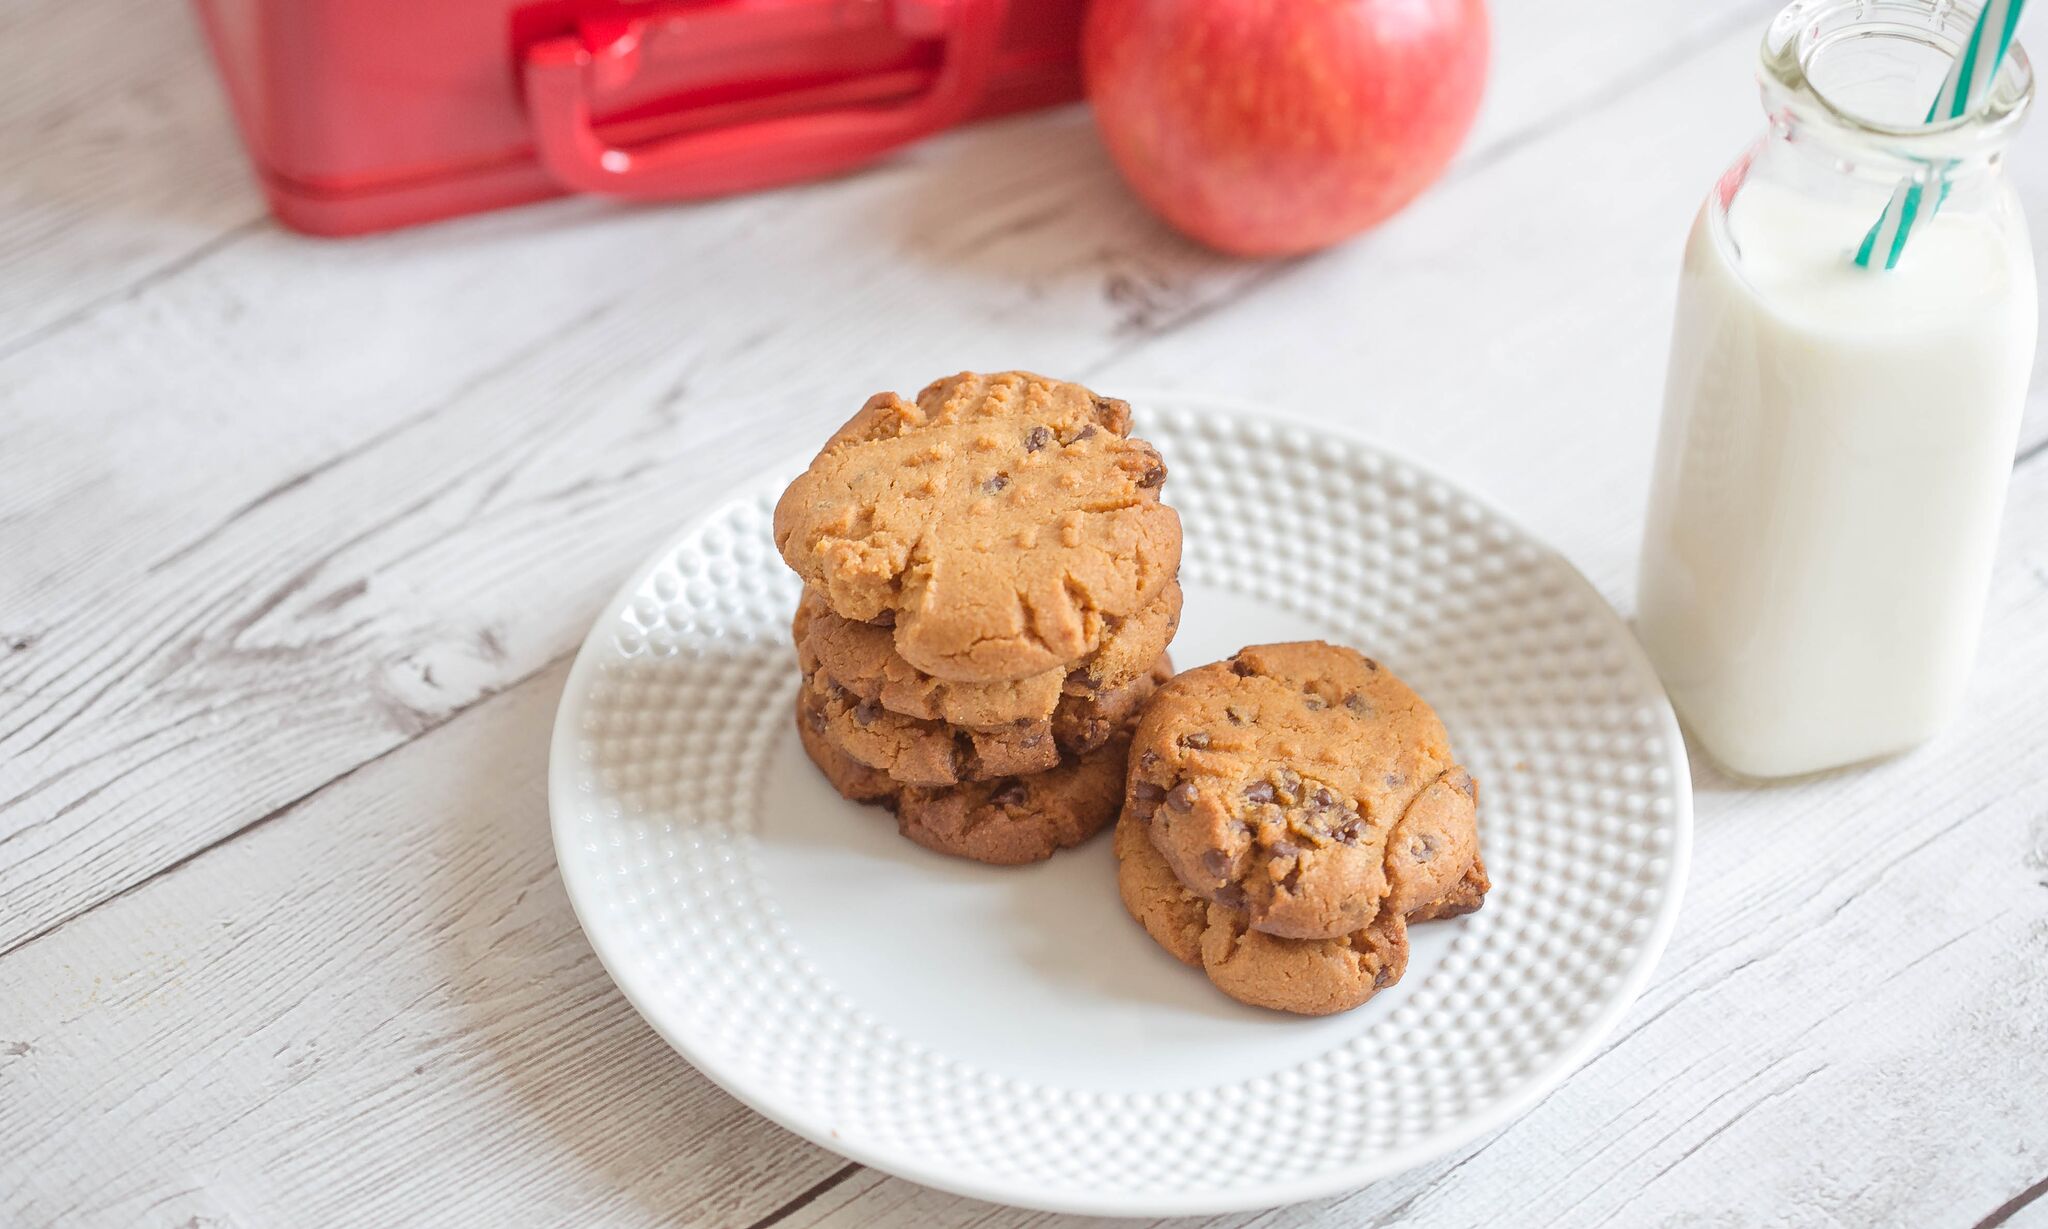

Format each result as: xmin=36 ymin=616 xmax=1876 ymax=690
xmin=1855 ymin=0 xmax=2028 ymax=270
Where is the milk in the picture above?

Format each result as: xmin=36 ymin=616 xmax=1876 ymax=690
xmin=1636 ymin=179 xmax=2037 ymax=778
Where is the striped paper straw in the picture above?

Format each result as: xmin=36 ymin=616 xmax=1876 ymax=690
xmin=1856 ymin=0 xmax=2028 ymax=270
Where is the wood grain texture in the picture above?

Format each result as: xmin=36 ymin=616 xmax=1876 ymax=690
xmin=0 ymin=110 xmax=1252 ymax=954
xmin=0 ymin=662 xmax=849 ymax=1228
xmin=0 ymin=0 xmax=1800 ymax=955
xmin=2 ymin=450 xmax=2043 ymax=1228
xmin=0 ymin=0 xmax=264 ymax=360
xmin=3 ymin=0 xmax=2046 ymax=1222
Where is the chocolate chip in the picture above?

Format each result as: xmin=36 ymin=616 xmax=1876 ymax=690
xmin=1412 ymin=835 xmax=1438 ymax=862
xmin=1364 ymin=658 xmax=1380 ymax=671
xmin=1244 ymin=781 xmax=1276 ymax=805
xmin=1384 ymin=772 xmax=1405 ymax=790
xmin=1230 ymin=657 xmax=1255 ymax=677
xmin=1278 ymin=769 xmax=1301 ymax=793
xmin=1066 ymin=666 xmax=1094 ymax=690
xmin=1179 ymin=731 xmax=1211 ymax=750
xmin=852 ymin=700 xmax=879 ymax=725
xmin=1335 ymin=819 xmax=1364 ymax=845
xmin=1020 ymin=734 xmax=1045 ymax=749
xmin=1217 ymin=884 xmax=1249 ymax=910
xmin=1225 ymin=705 xmax=1250 ymax=726
xmin=1133 ymin=781 xmax=1166 ymax=803
xmin=1138 ymin=463 xmax=1166 ymax=489
xmin=1373 ymin=967 xmax=1392 ymax=988
xmin=1025 ymin=425 xmax=1051 ymax=452
xmin=1138 ymin=750 xmax=1160 ymax=771
xmin=982 ymin=474 xmax=1008 ymax=493
xmin=804 ymin=708 xmax=826 ymax=734
xmin=1280 ymin=859 xmax=1304 ymax=893
xmin=1313 ymin=788 xmax=1335 ymax=808
xmin=1303 ymin=693 xmax=1327 ymax=710
xmin=1062 ymin=423 xmax=1098 ymax=445
xmin=990 ymin=781 xmax=1029 ymax=808
xmin=1271 ymin=840 xmax=1303 ymax=859
xmin=871 ymin=609 xmax=896 ymax=628
xmin=1343 ymin=691 xmax=1368 ymax=714
xmin=1168 ymin=782 xmax=1198 ymax=812
xmin=1202 ymin=849 xmax=1230 ymax=878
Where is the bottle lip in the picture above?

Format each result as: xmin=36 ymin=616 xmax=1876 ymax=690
xmin=1760 ymin=0 xmax=2033 ymax=163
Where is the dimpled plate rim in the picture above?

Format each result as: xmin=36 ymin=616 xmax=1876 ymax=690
xmin=547 ymin=392 xmax=1693 ymax=1217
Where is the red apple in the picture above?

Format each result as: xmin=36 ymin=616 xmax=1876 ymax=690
xmin=1082 ymin=0 xmax=1489 ymax=256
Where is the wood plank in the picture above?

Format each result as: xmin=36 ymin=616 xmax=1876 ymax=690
xmin=0 ymin=0 xmax=264 ymax=358
xmin=0 ymin=660 xmax=851 ymax=1228
xmin=0 ymin=0 xmax=1777 ymax=951
xmin=3 ymin=386 xmax=2042 ymax=1229
xmin=0 ymin=111 xmax=1251 ymax=954
xmin=0 ymin=0 xmax=1769 ymax=364
xmin=5 ymin=0 xmax=2043 ymax=1221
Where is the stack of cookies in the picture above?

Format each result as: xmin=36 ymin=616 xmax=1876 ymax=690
xmin=1115 ymin=642 xmax=1490 ymax=1015
xmin=773 ymin=371 xmax=1183 ymax=865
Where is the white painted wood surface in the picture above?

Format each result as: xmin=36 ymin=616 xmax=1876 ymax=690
xmin=3 ymin=0 xmax=2045 ymax=1224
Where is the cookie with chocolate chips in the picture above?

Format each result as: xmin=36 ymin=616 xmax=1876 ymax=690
xmin=804 ymin=668 xmax=1058 ymax=787
xmin=802 ymin=650 xmax=1170 ymax=788
xmin=773 ymin=371 xmax=1181 ymax=683
xmin=1113 ymin=812 xmax=1412 ymax=1016
xmin=796 ymin=693 xmax=1132 ymax=865
xmin=793 ymin=582 xmax=1180 ymax=729
xmin=1125 ymin=642 xmax=1483 ymax=940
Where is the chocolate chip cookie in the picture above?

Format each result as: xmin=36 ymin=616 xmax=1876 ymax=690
xmin=794 ymin=692 xmax=897 ymax=804
xmin=773 ymin=371 xmax=1182 ymax=682
xmin=1051 ymin=656 xmax=1173 ymax=754
xmin=802 ymin=654 xmax=1169 ymax=788
xmin=796 ymin=694 xmax=1131 ymax=865
xmin=1407 ymin=859 xmax=1492 ymax=922
xmin=793 ymin=581 xmax=1181 ymax=728
xmin=804 ymin=669 xmax=1057 ymax=786
xmin=1114 ymin=813 xmax=1412 ymax=1016
xmin=1127 ymin=642 xmax=1482 ymax=940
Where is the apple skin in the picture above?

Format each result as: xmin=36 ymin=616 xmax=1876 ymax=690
xmin=1081 ymin=0 xmax=1489 ymax=257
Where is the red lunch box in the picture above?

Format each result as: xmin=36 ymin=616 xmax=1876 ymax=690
xmin=193 ymin=0 xmax=1085 ymax=236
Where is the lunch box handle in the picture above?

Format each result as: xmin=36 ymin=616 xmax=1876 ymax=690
xmin=522 ymin=0 xmax=1005 ymax=199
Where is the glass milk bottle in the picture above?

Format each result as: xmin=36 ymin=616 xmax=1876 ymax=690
xmin=1636 ymin=0 xmax=2037 ymax=779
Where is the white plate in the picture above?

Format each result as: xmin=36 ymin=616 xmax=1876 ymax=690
xmin=548 ymin=394 xmax=1692 ymax=1217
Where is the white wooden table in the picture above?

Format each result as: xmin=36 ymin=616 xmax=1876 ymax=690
xmin=5 ymin=0 xmax=2047 ymax=1224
